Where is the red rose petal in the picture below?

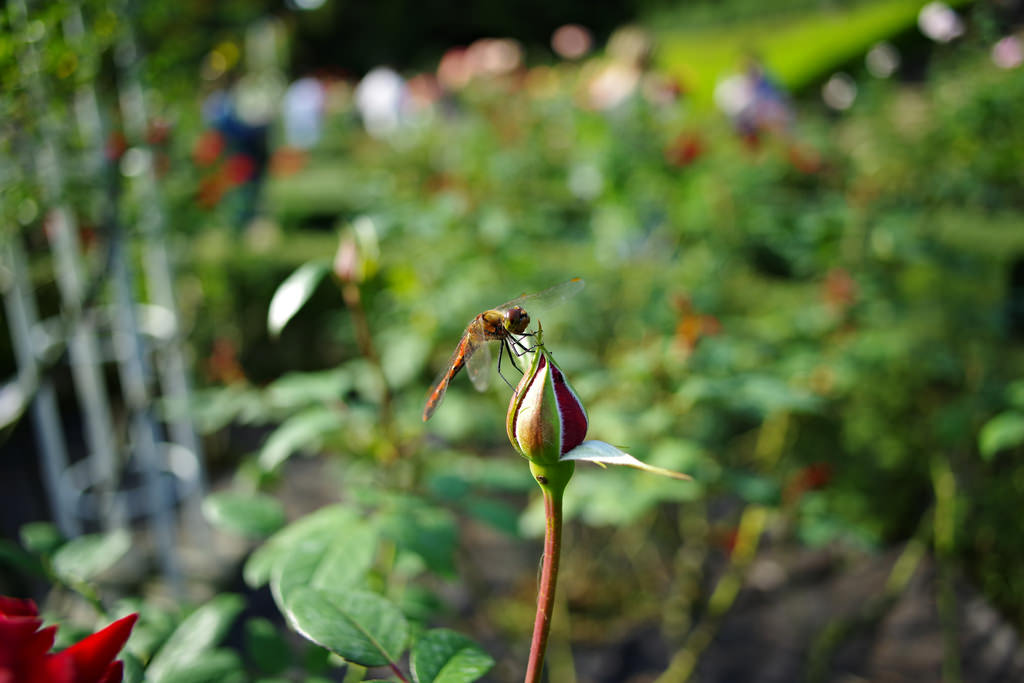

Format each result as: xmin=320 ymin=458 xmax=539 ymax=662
xmin=45 ymin=613 xmax=137 ymax=683
xmin=550 ymin=364 xmax=587 ymax=454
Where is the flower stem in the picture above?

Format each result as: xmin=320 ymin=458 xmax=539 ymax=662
xmin=388 ymin=660 xmax=411 ymax=683
xmin=525 ymin=462 xmax=571 ymax=683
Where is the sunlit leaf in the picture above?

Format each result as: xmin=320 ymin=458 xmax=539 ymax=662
xmin=244 ymin=505 xmax=361 ymax=588
xmin=155 ymin=649 xmax=246 ymax=683
xmin=979 ymin=411 xmax=1024 ymax=461
xmin=146 ymin=595 xmax=245 ymax=682
xmin=560 ymin=440 xmax=692 ymax=480
xmin=270 ymin=522 xmax=378 ymax=609
xmin=411 ymin=629 xmax=494 ymax=683
xmin=203 ymin=491 xmax=286 ymax=538
xmin=267 ymin=261 xmax=330 ymax=338
xmin=52 ymin=529 xmax=131 ymax=583
xmin=284 ymin=587 xmax=408 ymax=668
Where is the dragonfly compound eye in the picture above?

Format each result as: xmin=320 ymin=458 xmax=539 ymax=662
xmin=506 ymin=307 xmax=530 ymax=333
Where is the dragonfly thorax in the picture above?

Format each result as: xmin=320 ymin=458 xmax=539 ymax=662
xmin=479 ymin=306 xmax=530 ymax=338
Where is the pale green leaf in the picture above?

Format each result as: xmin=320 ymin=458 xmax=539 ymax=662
xmin=146 ymin=595 xmax=245 ymax=682
xmin=560 ymin=440 xmax=692 ymax=480
xmin=244 ymin=505 xmax=361 ymax=588
xmin=203 ymin=491 xmax=286 ymax=538
xmin=155 ymin=649 xmax=245 ymax=683
xmin=270 ymin=522 xmax=378 ymax=609
xmin=52 ymin=529 xmax=131 ymax=583
xmin=979 ymin=411 xmax=1024 ymax=461
xmin=258 ymin=406 xmax=341 ymax=471
xmin=268 ymin=262 xmax=330 ymax=338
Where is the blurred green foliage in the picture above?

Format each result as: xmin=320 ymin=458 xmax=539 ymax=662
xmin=188 ymin=44 xmax=1024 ymax=628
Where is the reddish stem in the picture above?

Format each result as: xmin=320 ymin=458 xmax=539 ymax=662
xmin=524 ymin=486 xmax=563 ymax=683
xmin=388 ymin=660 xmax=410 ymax=683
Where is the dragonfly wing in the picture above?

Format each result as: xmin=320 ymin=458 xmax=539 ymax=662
xmin=466 ymin=340 xmax=492 ymax=391
xmin=497 ymin=277 xmax=585 ymax=313
xmin=423 ymin=332 xmax=475 ymax=421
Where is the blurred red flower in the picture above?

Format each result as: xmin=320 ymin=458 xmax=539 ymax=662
xmin=823 ymin=268 xmax=857 ymax=311
xmin=223 ymin=154 xmax=256 ymax=186
xmin=105 ymin=131 xmax=127 ymax=162
xmin=192 ymin=130 xmax=224 ymax=167
xmin=270 ymin=146 xmax=308 ymax=178
xmin=0 ymin=596 xmax=137 ymax=683
xmin=146 ymin=118 xmax=172 ymax=146
xmin=673 ymin=294 xmax=722 ymax=352
xmin=784 ymin=462 xmax=834 ymax=503
xmin=787 ymin=143 xmax=823 ymax=175
xmin=664 ymin=132 xmax=705 ymax=167
xmin=196 ymin=174 xmax=229 ymax=209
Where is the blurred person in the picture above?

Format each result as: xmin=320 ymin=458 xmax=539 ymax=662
xmin=583 ymin=25 xmax=653 ymax=110
xmin=355 ymin=66 xmax=409 ymax=138
xmin=715 ymin=56 xmax=793 ymax=145
xmin=281 ymin=76 xmax=326 ymax=149
xmin=201 ymin=78 xmax=271 ymax=226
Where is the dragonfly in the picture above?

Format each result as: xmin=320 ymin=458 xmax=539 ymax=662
xmin=422 ymin=278 xmax=585 ymax=421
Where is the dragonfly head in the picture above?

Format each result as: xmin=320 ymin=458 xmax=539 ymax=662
xmin=505 ymin=306 xmax=530 ymax=334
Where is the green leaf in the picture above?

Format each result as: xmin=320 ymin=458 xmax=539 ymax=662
xmin=155 ymin=649 xmax=246 ymax=683
xmin=396 ymin=585 xmax=444 ymax=624
xmin=1006 ymin=380 xmax=1024 ymax=410
xmin=458 ymin=496 xmax=520 ymax=536
xmin=378 ymin=497 xmax=458 ymax=576
xmin=560 ymin=440 xmax=692 ymax=480
xmin=202 ymin=491 xmax=286 ymax=538
xmin=284 ymin=587 xmax=409 ymax=669
xmin=19 ymin=521 xmax=64 ymax=555
xmin=245 ymin=617 xmax=292 ymax=675
xmin=118 ymin=599 xmax=177 ymax=662
xmin=411 ymin=629 xmax=494 ymax=683
xmin=188 ymin=386 xmax=267 ymax=434
xmin=266 ymin=369 xmax=352 ymax=411
xmin=268 ymin=261 xmax=330 ymax=337
xmin=979 ymin=411 xmax=1024 ymax=460
xmin=244 ymin=505 xmax=361 ymax=588
xmin=52 ymin=529 xmax=131 ymax=583
xmin=122 ymin=652 xmax=144 ymax=683
xmin=146 ymin=595 xmax=245 ymax=683
xmin=270 ymin=522 xmax=378 ymax=609
xmin=258 ymin=406 xmax=341 ymax=471
xmin=0 ymin=538 xmax=44 ymax=576
xmin=725 ymin=470 xmax=782 ymax=506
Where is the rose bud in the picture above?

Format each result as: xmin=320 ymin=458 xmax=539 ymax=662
xmin=507 ymin=342 xmax=588 ymax=466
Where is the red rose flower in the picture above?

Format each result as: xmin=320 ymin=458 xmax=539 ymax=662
xmin=0 ymin=596 xmax=137 ymax=683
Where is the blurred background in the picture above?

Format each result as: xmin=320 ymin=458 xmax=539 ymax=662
xmin=3 ymin=0 xmax=1024 ymax=680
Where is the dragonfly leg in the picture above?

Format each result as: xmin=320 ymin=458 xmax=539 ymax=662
xmin=496 ymin=340 xmax=518 ymax=389
xmin=508 ymin=333 xmax=535 ymax=356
